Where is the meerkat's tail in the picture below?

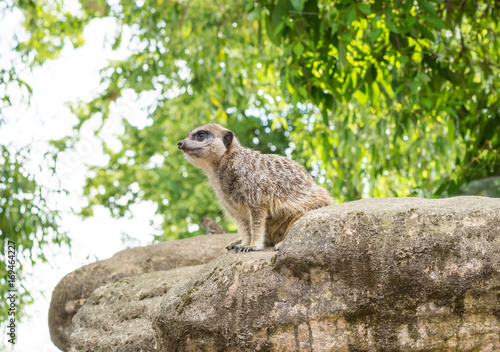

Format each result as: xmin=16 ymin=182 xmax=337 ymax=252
xmin=311 ymin=186 xmax=334 ymax=208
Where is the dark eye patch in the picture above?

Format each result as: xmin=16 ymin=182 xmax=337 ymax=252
xmin=194 ymin=130 xmax=208 ymax=140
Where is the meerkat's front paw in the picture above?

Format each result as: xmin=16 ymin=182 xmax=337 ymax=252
xmin=233 ymin=245 xmax=263 ymax=253
xmin=225 ymin=238 xmax=242 ymax=251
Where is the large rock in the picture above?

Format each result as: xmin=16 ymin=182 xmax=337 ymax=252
xmin=49 ymin=233 xmax=239 ymax=351
xmin=69 ymin=265 xmax=203 ymax=352
xmin=66 ymin=197 xmax=500 ymax=351
xmin=155 ymin=197 xmax=500 ymax=351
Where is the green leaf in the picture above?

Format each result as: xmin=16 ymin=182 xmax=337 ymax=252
xmin=419 ymin=0 xmax=437 ymax=16
xmin=372 ymin=0 xmax=383 ymax=12
xmin=343 ymin=5 xmax=357 ymax=26
xmin=265 ymin=11 xmax=280 ymax=44
xmin=290 ymin=0 xmax=306 ymax=12
xmin=370 ymin=27 xmax=383 ymax=42
xmin=399 ymin=55 xmax=409 ymax=65
xmin=386 ymin=22 xmax=399 ymax=33
xmin=293 ymin=42 xmax=304 ymax=56
xmin=421 ymin=97 xmax=432 ymax=108
xmin=244 ymin=1 xmax=254 ymax=11
xmin=447 ymin=118 xmax=456 ymax=143
xmin=417 ymin=23 xmax=435 ymax=40
xmin=357 ymin=3 xmax=371 ymax=15
xmin=404 ymin=16 xmax=417 ymax=28
xmin=424 ymin=16 xmax=447 ymax=29
xmin=353 ymin=89 xmax=368 ymax=105
xmin=272 ymin=0 xmax=287 ymax=28
xmin=330 ymin=22 xmax=339 ymax=37
xmin=337 ymin=40 xmax=348 ymax=68
xmin=247 ymin=7 xmax=261 ymax=21
xmin=403 ymin=0 xmax=413 ymax=12
xmin=340 ymin=30 xmax=353 ymax=41
xmin=298 ymin=86 xmax=308 ymax=97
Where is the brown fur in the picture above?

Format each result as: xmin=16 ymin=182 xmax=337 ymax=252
xmin=178 ymin=123 xmax=333 ymax=252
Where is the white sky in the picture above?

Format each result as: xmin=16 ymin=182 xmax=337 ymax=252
xmin=1 ymin=6 xmax=161 ymax=351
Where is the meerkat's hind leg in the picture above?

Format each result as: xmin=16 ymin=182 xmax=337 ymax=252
xmin=225 ymin=238 xmax=242 ymax=251
xmin=270 ymin=212 xmax=304 ymax=251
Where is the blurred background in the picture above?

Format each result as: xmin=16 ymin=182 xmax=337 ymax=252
xmin=1 ymin=0 xmax=499 ymax=350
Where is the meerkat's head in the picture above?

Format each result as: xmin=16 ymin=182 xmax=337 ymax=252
xmin=177 ymin=123 xmax=236 ymax=172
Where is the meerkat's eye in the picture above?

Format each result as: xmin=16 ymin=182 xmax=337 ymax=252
xmin=195 ymin=131 xmax=206 ymax=140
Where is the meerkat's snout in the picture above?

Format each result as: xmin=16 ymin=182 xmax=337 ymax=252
xmin=177 ymin=140 xmax=185 ymax=149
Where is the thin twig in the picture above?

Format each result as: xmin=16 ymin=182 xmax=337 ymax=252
xmin=289 ymin=10 xmax=320 ymax=16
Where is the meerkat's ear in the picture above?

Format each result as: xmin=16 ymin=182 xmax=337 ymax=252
xmin=223 ymin=131 xmax=233 ymax=149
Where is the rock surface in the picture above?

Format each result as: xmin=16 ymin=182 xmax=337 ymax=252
xmin=62 ymin=197 xmax=500 ymax=352
xmin=69 ymin=265 xmax=203 ymax=352
xmin=49 ymin=233 xmax=239 ymax=351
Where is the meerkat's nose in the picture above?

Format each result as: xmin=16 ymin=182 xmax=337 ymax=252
xmin=177 ymin=141 xmax=184 ymax=149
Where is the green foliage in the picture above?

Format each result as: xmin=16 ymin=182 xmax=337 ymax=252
xmin=0 ymin=2 xmax=71 ymax=324
xmin=0 ymin=145 xmax=69 ymax=324
xmin=259 ymin=0 xmax=500 ymax=198
xmin=65 ymin=0 xmax=296 ymax=239
xmin=9 ymin=0 xmax=500 ymax=241
xmin=13 ymin=0 xmax=88 ymax=66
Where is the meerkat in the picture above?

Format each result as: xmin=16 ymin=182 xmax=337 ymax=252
xmin=199 ymin=215 xmax=227 ymax=235
xmin=177 ymin=123 xmax=333 ymax=252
